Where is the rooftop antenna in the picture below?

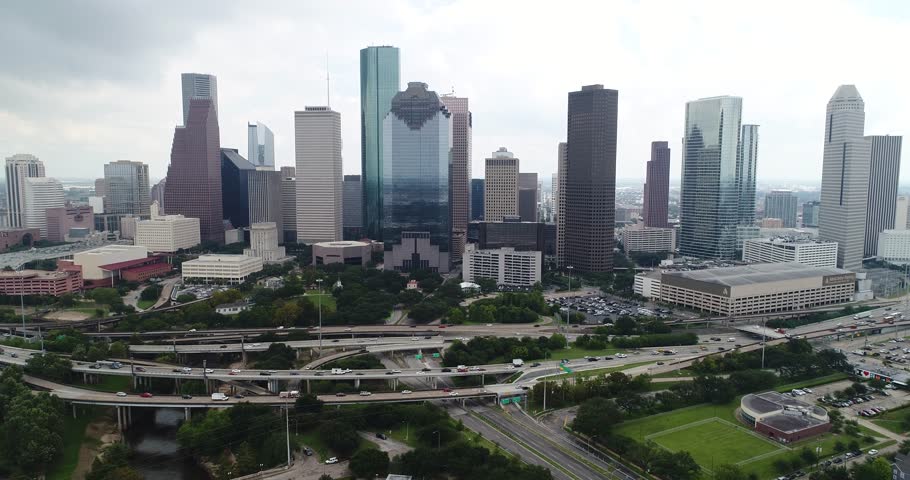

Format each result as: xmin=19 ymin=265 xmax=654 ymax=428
xmin=326 ymin=52 xmax=331 ymax=108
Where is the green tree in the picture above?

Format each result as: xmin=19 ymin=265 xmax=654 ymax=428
xmin=318 ymin=421 xmax=360 ymax=456
xmin=2 ymin=390 xmax=65 ymax=471
xmin=349 ymin=449 xmax=390 ymax=478
xmin=571 ymin=398 xmax=623 ymax=437
xmin=851 ymin=457 xmax=891 ymax=480
xmin=799 ymin=447 xmax=817 ymax=464
xmin=475 ymin=277 xmax=498 ymax=293
xmin=234 ymin=441 xmax=258 ymax=475
xmin=294 ymin=394 xmax=324 ymax=414
xmin=24 ymin=353 xmax=73 ymax=382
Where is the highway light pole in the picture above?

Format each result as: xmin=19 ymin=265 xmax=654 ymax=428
xmin=285 ymin=395 xmax=291 ymax=468
xmin=566 ymin=265 xmax=574 ymax=333
xmin=316 ymin=278 xmax=324 ymax=357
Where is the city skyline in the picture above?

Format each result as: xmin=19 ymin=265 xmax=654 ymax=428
xmin=3 ymin=1 xmax=909 ymax=185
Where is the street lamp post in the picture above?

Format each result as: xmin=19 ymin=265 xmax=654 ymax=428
xmin=566 ymin=266 xmax=574 ymax=333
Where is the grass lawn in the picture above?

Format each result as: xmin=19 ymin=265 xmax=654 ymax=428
xmin=650 ymin=418 xmax=782 ymax=471
xmin=76 ymin=375 xmax=132 ymax=393
xmin=652 ymin=368 xmax=696 ymax=379
xmin=295 ymin=431 xmax=332 ymax=461
xmin=872 ymin=404 xmax=910 ymax=434
xmin=46 ymin=407 xmax=103 ymax=480
xmin=302 ymin=292 xmax=336 ymax=313
xmin=137 ymin=299 xmax=156 ymax=310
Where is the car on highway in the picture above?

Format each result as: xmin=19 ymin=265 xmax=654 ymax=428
xmin=234 ymin=394 xmax=245 ymax=399
xmin=868 ymin=449 xmax=879 ymax=456
xmin=220 ymin=345 xmax=227 ymax=349
xmin=182 ymin=394 xmax=193 ymax=399
xmin=421 ymin=367 xmax=432 ymax=372
xmin=116 ymin=392 xmax=127 ymax=397
xmin=140 ymin=392 xmax=153 ymax=398
xmin=442 ymin=387 xmax=452 ymax=392
xmin=530 ymin=362 xmax=541 ymax=367
xmin=410 ymin=337 xmax=419 ymax=341
xmin=135 ymin=366 xmax=146 ymax=372
xmin=401 ymin=390 xmax=413 ymax=394
xmin=359 ymin=391 xmax=372 ymax=396
xmin=390 ymin=369 xmax=402 ymax=374
xmin=325 ymin=457 xmax=338 ymax=464
xmin=335 ymin=392 xmax=347 ymax=397
xmin=259 ymin=371 xmax=272 ymax=376
xmin=441 ymin=368 xmax=452 ymax=373
xmin=204 ymin=368 xmax=214 ymax=374
xmin=657 ymin=362 xmax=665 ymax=365
xmin=449 ymin=391 xmax=459 ymax=396
xmin=229 ymin=369 xmax=241 ymax=375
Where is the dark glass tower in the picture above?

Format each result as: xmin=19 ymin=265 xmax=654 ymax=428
xmin=381 ymin=82 xmax=451 ymax=257
xmin=470 ymin=179 xmax=484 ymax=221
xmin=220 ymin=148 xmax=254 ymax=229
xmin=643 ymin=141 xmax=670 ymax=228
xmin=564 ymin=85 xmax=617 ymax=273
xmin=165 ymin=98 xmax=224 ymax=244
xmin=360 ymin=46 xmax=400 ymax=241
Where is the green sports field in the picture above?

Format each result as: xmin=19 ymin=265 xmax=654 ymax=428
xmin=648 ymin=418 xmax=783 ymax=472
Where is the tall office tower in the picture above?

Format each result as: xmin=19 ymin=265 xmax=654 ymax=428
xmin=5 ymin=153 xmax=45 ymax=227
xmin=247 ymin=122 xmax=275 ymax=169
xmin=360 ymin=45 xmax=400 ymax=240
xmin=802 ymin=200 xmax=821 ymax=227
xmin=470 ymin=179 xmax=485 ymax=221
xmin=737 ymin=125 xmax=760 ymax=224
xmin=343 ymin=175 xmax=363 ymax=240
xmin=247 ymin=168 xmax=283 ymax=235
xmin=484 ymin=148 xmax=519 ymax=222
xmin=280 ymin=166 xmax=297 ymax=243
xmin=864 ymin=135 xmax=903 ymax=257
xmin=679 ymin=96 xmax=743 ymax=259
xmin=220 ymin=148 xmax=255 ymax=229
xmin=94 ymin=178 xmax=106 ymax=196
xmin=382 ymin=82 xmax=452 ymax=261
xmin=23 ymin=177 xmax=64 ymax=238
xmin=181 ymin=73 xmax=217 ymax=126
xmin=764 ymin=190 xmax=798 ymax=228
xmin=165 ymin=98 xmax=224 ymax=244
xmin=295 ymin=106 xmax=343 ymax=244
xmin=643 ymin=141 xmax=671 ymax=228
xmin=519 ymin=172 xmax=538 ymax=222
xmin=440 ymin=94 xmax=471 ymax=256
xmin=556 ymin=142 xmax=568 ymax=266
xmin=896 ymin=196 xmax=910 ymax=230
xmin=150 ymin=178 xmax=166 ymax=214
xmin=103 ymin=160 xmax=150 ymax=216
xmin=819 ymin=85 xmax=871 ymax=270
xmin=564 ymin=85 xmax=618 ymax=273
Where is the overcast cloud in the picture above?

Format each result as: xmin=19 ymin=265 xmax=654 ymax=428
xmin=1 ymin=0 xmax=908 ymax=185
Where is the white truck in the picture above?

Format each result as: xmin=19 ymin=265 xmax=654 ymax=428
xmin=512 ymin=358 xmax=524 ymax=367
xmin=279 ymin=391 xmax=300 ymax=399
xmin=211 ymin=393 xmax=229 ymax=401
xmin=331 ymin=368 xmax=353 ymax=375
xmin=854 ymin=311 xmax=872 ymax=320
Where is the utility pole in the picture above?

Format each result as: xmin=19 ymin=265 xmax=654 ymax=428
xmin=316 ymin=278 xmax=324 ymax=357
xmin=285 ymin=396 xmax=291 ymax=468
xmin=542 ymin=380 xmax=547 ymax=411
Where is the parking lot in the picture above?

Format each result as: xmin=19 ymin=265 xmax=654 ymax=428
xmin=788 ymin=380 xmax=910 ymax=420
xmin=548 ymin=294 xmax=675 ymax=325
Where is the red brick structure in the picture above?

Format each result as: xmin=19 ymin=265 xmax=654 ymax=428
xmin=0 ymin=228 xmax=39 ymax=252
xmin=741 ymin=392 xmax=831 ymax=443
xmin=98 ymin=256 xmax=171 ymax=283
xmin=0 ymin=269 xmax=82 ymax=296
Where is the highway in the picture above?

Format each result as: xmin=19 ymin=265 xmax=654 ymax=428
xmin=127 ymin=336 xmax=445 ymax=354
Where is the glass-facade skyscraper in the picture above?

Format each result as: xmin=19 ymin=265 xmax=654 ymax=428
xmin=360 ymin=46 xmax=400 ymax=241
xmin=247 ymin=122 xmax=275 ymax=169
xmin=470 ymin=179 xmax=484 ymax=221
xmin=103 ymin=160 xmax=150 ymax=216
xmin=381 ymin=82 xmax=452 ymax=258
xmin=679 ymin=96 xmax=743 ymax=259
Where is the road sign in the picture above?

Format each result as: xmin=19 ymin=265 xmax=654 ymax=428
xmin=501 ymin=398 xmax=512 ymax=405
xmin=432 ymin=353 xmax=440 ymax=358
xmin=415 ymin=354 xmax=423 ymax=359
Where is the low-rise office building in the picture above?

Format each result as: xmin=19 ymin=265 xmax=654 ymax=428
xmin=742 ymin=237 xmax=838 ymax=268
xmin=655 ymin=262 xmax=855 ymax=316
xmin=632 ymin=270 xmax=662 ymax=298
xmin=243 ymin=222 xmax=289 ymax=263
xmin=462 ymin=244 xmax=541 ymax=287
xmin=740 ymin=392 xmax=830 ymax=443
xmin=181 ymin=254 xmax=263 ymax=284
xmin=135 ymin=214 xmax=201 ymax=253
xmin=385 ymin=232 xmax=449 ymax=273
xmin=621 ymin=224 xmax=676 ymax=253
xmin=45 ymin=205 xmax=94 ymax=243
xmin=70 ymin=245 xmax=149 ymax=281
xmin=878 ymin=229 xmax=910 ymax=264
xmin=0 ymin=269 xmax=83 ymax=296
xmin=312 ymin=241 xmax=371 ymax=266
xmin=0 ymin=228 xmax=40 ymax=252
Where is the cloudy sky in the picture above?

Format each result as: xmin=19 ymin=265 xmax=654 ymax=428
xmin=1 ymin=0 xmax=908 ymax=186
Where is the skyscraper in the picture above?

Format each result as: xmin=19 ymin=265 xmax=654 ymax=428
xmin=220 ymin=148 xmax=254 ymax=229
xmin=737 ymin=125 xmax=760 ymax=224
xmin=5 ymin=154 xmax=45 ymax=228
xmin=181 ymin=73 xmax=217 ymax=126
xmin=280 ymin=166 xmax=297 ymax=243
xmin=556 ymin=142 xmax=567 ymax=266
xmin=643 ymin=141 xmax=670 ymax=228
xmin=564 ymin=85 xmax=617 ymax=273
xmin=764 ymin=190 xmax=798 ymax=228
xmin=864 ymin=135 xmax=903 ymax=257
xmin=440 ymin=94 xmax=471 ymax=256
xmin=247 ymin=122 xmax=275 ymax=169
xmin=382 ymin=82 xmax=451 ymax=268
xmin=470 ymin=179 xmax=485 ymax=221
xmin=295 ymin=106 xmax=343 ymax=244
xmin=23 ymin=177 xmax=64 ymax=238
xmin=343 ymin=175 xmax=363 ymax=240
xmin=679 ymin=96 xmax=743 ymax=259
xmin=165 ymin=98 xmax=224 ymax=244
xmin=484 ymin=148 xmax=519 ymax=222
xmin=819 ymin=85 xmax=871 ymax=270
xmin=802 ymin=201 xmax=820 ymax=227
xmin=896 ymin=196 xmax=910 ymax=230
xmin=360 ymin=46 xmax=400 ymax=240
xmin=519 ymin=172 xmax=538 ymax=222
xmin=103 ymin=160 xmax=150 ymax=216
xmin=150 ymin=178 xmax=166 ymax=214
xmin=247 ymin=169 xmax=283 ymax=235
